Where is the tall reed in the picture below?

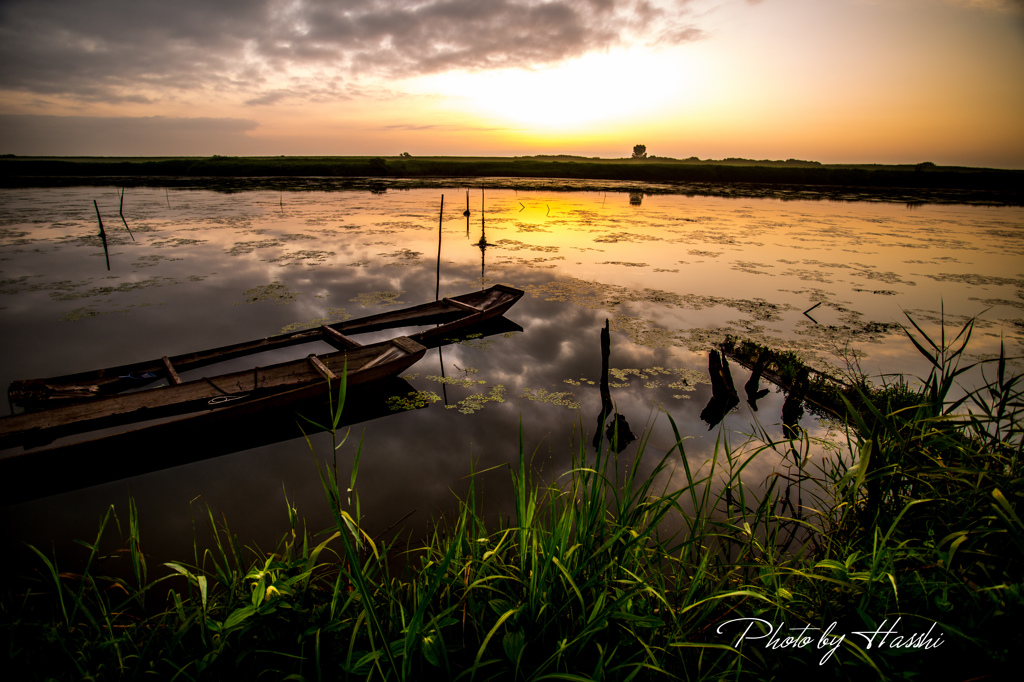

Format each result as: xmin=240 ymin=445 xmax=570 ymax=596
xmin=2 ymin=313 xmax=1019 ymax=680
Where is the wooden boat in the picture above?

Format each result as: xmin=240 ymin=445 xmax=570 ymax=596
xmin=0 ymin=317 xmax=527 ymax=504
xmin=0 ymin=335 xmax=426 ymax=451
xmin=0 ymin=377 xmax=422 ymax=505
xmin=8 ymin=284 xmax=524 ymax=411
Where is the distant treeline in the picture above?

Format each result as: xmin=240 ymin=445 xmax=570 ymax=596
xmin=1 ymin=155 xmax=1021 ymax=200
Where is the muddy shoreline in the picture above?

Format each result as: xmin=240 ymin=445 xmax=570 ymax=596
xmin=1 ymin=174 xmax=1019 ymax=206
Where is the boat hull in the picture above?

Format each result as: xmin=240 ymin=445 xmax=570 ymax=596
xmin=0 ymin=336 xmax=426 ymax=451
xmin=8 ymin=284 xmax=523 ymax=410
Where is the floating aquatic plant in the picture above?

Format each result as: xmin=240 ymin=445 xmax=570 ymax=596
xmin=279 ymin=307 xmax=352 ymax=333
xmin=424 ymin=375 xmax=486 ymax=388
xmin=519 ymin=387 xmax=579 ymax=409
xmin=350 ymin=290 xmax=405 ymax=307
xmin=446 ymin=384 xmax=506 ymax=414
xmin=226 ymin=239 xmax=281 ymax=255
xmin=387 ymin=390 xmax=442 ymax=411
xmin=236 ymin=281 xmax=297 ymax=305
xmin=62 ymin=306 xmax=113 ymax=322
xmin=267 ymin=249 xmax=335 ymax=266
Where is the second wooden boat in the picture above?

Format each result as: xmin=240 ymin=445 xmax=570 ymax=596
xmin=9 ymin=284 xmax=524 ymax=411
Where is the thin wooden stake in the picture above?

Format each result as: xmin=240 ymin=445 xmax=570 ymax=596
xmin=119 ymin=188 xmax=135 ymax=241
xmin=803 ymin=301 xmax=822 ymax=324
xmin=478 ymin=187 xmax=487 ymax=247
xmin=94 ymin=199 xmax=110 ymax=271
xmin=436 ymin=195 xmax=444 ymax=301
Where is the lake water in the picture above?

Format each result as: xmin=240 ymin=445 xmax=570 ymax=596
xmin=1 ymin=182 xmax=1021 ymax=567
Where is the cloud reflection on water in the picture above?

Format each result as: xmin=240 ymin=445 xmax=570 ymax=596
xmin=0 ymin=185 xmax=1020 ymax=571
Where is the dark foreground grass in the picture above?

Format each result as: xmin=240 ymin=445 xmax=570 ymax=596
xmin=2 ymin=316 xmax=1021 ymax=680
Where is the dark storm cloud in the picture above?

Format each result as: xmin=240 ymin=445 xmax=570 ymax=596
xmin=0 ymin=0 xmax=703 ymax=104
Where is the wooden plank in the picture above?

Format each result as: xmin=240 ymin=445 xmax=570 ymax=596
xmin=443 ymin=297 xmax=482 ymax=314
xmin=361 ymin=346 xmax=405 ymax=371
xmin=162 ymin=356 xmax=182 ymax=385
xmin=307 ymin=354 xmax=338 ymax=381
xmin=392 ymin=336 xmax=428 ymax=355
xmin=321 ymin=325 xmax=361 ymax=349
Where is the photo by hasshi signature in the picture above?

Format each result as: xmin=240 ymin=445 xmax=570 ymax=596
xmin=718 ymin=617 xmax=945 ymax=666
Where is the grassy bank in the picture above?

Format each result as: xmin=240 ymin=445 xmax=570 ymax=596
xmin=2 ymin=154 xmax=1022 ymax=204
xmin=2 ymin=317 xmax=1021 ymax=680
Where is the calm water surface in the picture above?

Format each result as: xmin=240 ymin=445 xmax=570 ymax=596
xmin=1 ymin=183 xmax=1021 ymax=566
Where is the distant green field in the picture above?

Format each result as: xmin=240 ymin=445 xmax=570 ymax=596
xmin=1 ymin=154 xmax=1020 ymax=203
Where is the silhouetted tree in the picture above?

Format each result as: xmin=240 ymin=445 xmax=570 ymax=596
xmin=632 ymin=144 xmax=647 ymax=159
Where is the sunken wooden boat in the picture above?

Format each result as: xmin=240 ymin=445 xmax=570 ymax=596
xmin=0 ymin=335 xmax=427 ymax=451
xmin=9 ymin=284 xmax=524 ymax=411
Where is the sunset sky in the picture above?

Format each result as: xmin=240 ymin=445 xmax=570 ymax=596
xmin=0 ymin=0 xmax=1022 ymax=167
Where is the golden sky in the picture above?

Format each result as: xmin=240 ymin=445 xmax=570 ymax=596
xmin=0 ymin=0 xmax=1021 ymax=166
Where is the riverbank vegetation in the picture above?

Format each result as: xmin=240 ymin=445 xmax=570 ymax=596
xmin=2 ymin=154 xmax=1022 ymax=204
xmin=721 ymin=336 xmax=923 ymax=425
xmin=2 ymin=317 xmax=1021 ymax=680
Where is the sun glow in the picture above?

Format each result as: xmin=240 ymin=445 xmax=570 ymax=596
xmin=409 ymin=48 xmax=700 ymax=132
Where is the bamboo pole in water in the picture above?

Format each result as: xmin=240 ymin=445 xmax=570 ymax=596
xmin=435 ymin=194 xmax=444 ymax=301
xmin=94 ymin=199 xmax=110 ymax=271
xmin=119 ymin=188 xmax=135 ymax=241
xmin=436 ymin=194 xmax=449 ymax=402
xmin=478 ymin=187 xmax=487 ymax=246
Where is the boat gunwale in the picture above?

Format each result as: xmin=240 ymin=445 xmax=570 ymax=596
xmin=0 ymin=335 xmax=426 ymax=450
xmin=8 ymin=284 xmax=523 ymax=408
